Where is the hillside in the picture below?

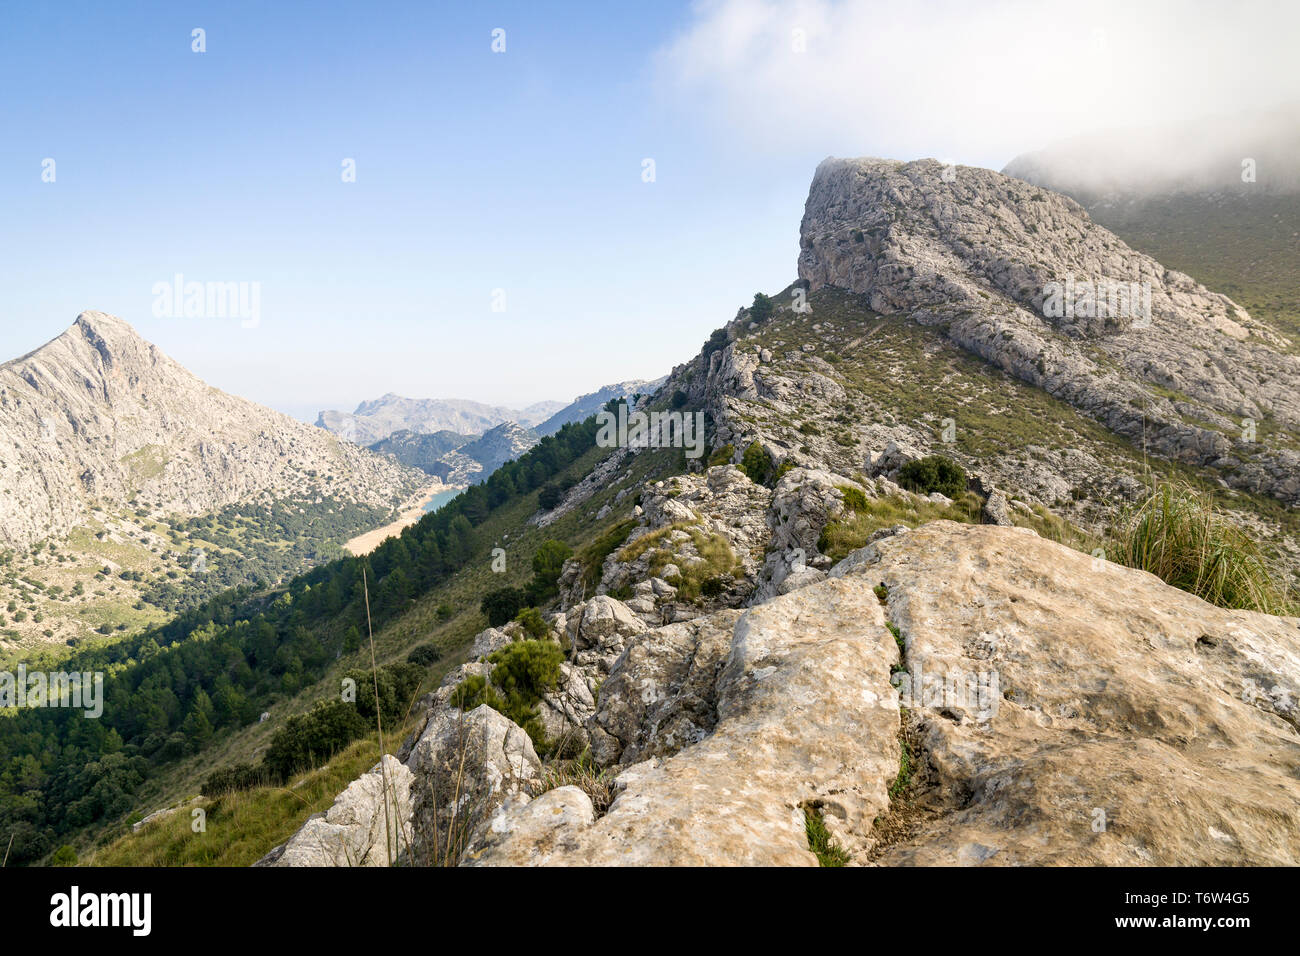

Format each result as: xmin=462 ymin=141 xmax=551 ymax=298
xmin=796 ymin=158 xmax=1300 ymax=507
xmin=0 ymin=313 xmax=427 ymax=651
xmin=1003 ymin=115 xmax=1300 ymax=347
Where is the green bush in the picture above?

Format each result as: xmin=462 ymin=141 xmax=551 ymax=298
xmin=897 ymin=455 xmax=966 ymax=498
xmin=49 ymin=845 xmax=78 ymax=866
xmin=514 ymin=606 xmax=549 ymax=639
xmin=750 ymin=292 xmax=775 ymax=324
xmin=701 ymin=328 xmax=730 ymax=362
xmin=838 ymin=485 xmax=870 ymax=514
xmin=262 ymin=699 xmax=369 ymax=782
xmin=407 ymin=643 xmax=442 ymax=667
xmin=707 ymin=443 xmax=735 ymax=467
xmin=1110 ymin=482 xmax=1289 ymax=613
xmin=739 ymin=442 xmax=772 ymax=485
xmin=452 ymin=639 xmax=564 ymax=751
xmin=481 ymin=586 xmax=526 ymax=627
xmin=202 ymin=761 xmax=269 ymax=796
xmin=526 ymin=539 xmax=573 ymax=603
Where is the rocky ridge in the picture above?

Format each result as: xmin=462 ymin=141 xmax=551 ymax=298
xmin=796 ymin=158 xmax=1300 ymax=505
xmin=264 ymin=157 xmax=1300 ymax=867
xmin=275 ymin=520 xmax=1300 ymax=866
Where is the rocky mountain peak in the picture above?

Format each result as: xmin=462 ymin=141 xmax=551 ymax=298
xmin=796 ymin=157 xmax=1300 ymax=505
xmin=0 ymin=311 xmax=424 ymax=549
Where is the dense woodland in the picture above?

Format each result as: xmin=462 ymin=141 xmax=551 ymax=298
xmin=0 ymin=415 xmax=604 ymax=864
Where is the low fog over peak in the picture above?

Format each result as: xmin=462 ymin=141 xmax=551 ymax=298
xmin=1003 ymin=104 xmax=1300 ymax=197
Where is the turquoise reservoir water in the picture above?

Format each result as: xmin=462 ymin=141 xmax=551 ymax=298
xmin=423 ymin=488 xmax=463 ymax=514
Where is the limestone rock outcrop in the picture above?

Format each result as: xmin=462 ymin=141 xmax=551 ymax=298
xmin=270 ymin=755 xmax=413 ymax=867
xmin=797 ymin=158 xmax=1300 ymax=505
xmin=466 ymin=522 xmax=1300 ymax=866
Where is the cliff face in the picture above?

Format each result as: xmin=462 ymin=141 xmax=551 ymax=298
xmin=797 ymin=158 xmax=1300 ymax=504
xmin=0 ymin=311 xmax=423 ymax=548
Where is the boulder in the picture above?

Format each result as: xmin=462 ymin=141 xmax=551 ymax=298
xmin=271 ymin=755 xmax=413 ymax=867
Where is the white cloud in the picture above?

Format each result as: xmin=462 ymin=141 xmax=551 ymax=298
xmin=655 ymin=0 xmax=1300 ymax=168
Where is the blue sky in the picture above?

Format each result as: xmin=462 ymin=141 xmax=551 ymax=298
xmin=2 ymin=0 xmax=1295 ymax=420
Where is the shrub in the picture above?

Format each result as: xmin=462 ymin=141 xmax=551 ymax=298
xmin=514 ymin=606 xmax=549 ymax=639
xmin=897 ymin=455 xmax=966 ymax=498
xmin=481 ymin=586 xmax=526 ymax=627
xmin=739 ymin=441 xmax=772 ymax=485
xmin=702 ymin=328 xmax=730 ymax=361
xmin=262 ymin=699 xmax=369 ymax=782
xmin=749 ymin=292 xmax=775 ymax=324
xmin=1109 ymin=482 xmax=1289 ymax=613
xmin=838 ymin=485 xmax=870 ymax=514
xmin=407 ymin=643 xmax=442 ymax=667
xmin=707 ymin=443 xmax=735 ymax=467
xmin=527 ymin=539 xmax=572 ymax=603
xmin=670 ymin=389 xmax=689 ymax=409
xmin=49 ymin=845 xmax=78 ymax=866
xmin=452 ymin=639 xmax=564 ymax=751
xmin=202 ymin=761 xmax=269 ymax=796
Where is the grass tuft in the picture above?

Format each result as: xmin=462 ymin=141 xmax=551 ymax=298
xmin=803 ymin=805 xmax=850 ymax=867
xmin=1109 ymin=482 xmax=1291 ymax=614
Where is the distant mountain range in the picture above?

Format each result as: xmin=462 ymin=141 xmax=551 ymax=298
xmin=315 ymin=394 xmax=564 ymax=445
xmin=534 ymin=378 xmax=666 ymax=436
xmin=317 ymin=379 xmax=665 ymax=446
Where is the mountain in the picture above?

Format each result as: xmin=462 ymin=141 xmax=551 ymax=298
xmin=451 ymin=422 xmax=539 ymax=482
xmin=795 ymin=157 xmax=1300 ymax=506
xmin=366 ymin=429 xmax=470 ymax=472
xmin=317 ymin=394 xmax=563 ymax=444
xmin=534 ymin=378 xmax=667 ymax=436
xmin=369 ymin=421 xmax=539 ymax=485
xmin=0 ymin=313 xmax=423 ymax=549
xmin=0 ymin=312 xmax=427 ymax=648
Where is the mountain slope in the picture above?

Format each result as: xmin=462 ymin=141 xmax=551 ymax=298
xmin=796 ymin=158 xmax=1300 ymax=505
xmin=1003 ymin=113 xmax=1300 ymax=347
xmin=0 ymin=312 xmax=423 ymax=551
xmin=535 ymin=378 xmax=666 ymax=436
xmin=370 ymin=422 xmax=539 ymax=485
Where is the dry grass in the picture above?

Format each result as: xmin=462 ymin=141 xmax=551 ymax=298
xmin=1109 ymin=481 xmax=1292 ymax=614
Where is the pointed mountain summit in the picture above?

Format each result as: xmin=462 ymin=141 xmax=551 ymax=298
xmin=0 ymin=311 xmax=423 ymax=548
